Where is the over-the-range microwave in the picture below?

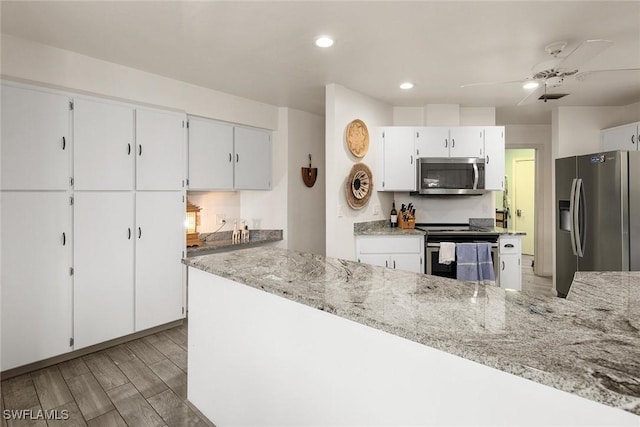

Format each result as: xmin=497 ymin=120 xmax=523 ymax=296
xmin=412 ymin=157 xmax=486 ymax=195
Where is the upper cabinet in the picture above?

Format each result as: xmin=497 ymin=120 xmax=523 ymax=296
xmin=484 ymin=127 xmax=505 ymax=191
xmin=74 ymin=98 xmax=135 ymax=190
xmin=377 ymin=127 xmax=416 ymax=192
xmin=136 ymin=108 xmax=186 ymax=191
xmin=187 ymin=116 xmax=272 ymax=191
xmin=601 ymin=122 xmax=639 ymax=151
xmin=415 ymin=126 xmax=483 ymax=159
xmin=1 ymin=84 xmax=71 ymax=190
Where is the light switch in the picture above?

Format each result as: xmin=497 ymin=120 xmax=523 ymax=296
xmin=337 ymin=205 xmax=344 ymax=218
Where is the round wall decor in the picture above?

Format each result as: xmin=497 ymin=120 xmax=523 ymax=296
xmin=345 ymin=163 xmax=373 ymax=209
xmin=346 ymin=119 xmax=369 ymax=158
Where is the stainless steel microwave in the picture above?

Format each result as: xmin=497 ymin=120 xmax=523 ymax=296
xmin=413 ymin=157 xmax=485 ymax=195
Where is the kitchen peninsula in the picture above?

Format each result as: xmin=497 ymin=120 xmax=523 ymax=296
xmin=184 ymin=247 xmax=639 ymax=425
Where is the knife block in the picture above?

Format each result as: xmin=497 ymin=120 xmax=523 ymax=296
xmin=398 ymin=212 xmax=416 ymax=229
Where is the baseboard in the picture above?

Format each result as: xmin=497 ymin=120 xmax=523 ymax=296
xmin=1 ymin=319 xmax=184 ymax=380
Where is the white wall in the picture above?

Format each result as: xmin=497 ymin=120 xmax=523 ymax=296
xmin=287 ymin=108 xmax=326 ymax=255
xmin=187 ymin=192 xmax=241 ymax=233
xmin=325 ymin=84 xmax=393 ymax=260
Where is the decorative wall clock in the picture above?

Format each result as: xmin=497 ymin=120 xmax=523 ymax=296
xmin=346 ymin=119 xmax=369 ymax=158
xmin=345 ymin=163 xmax=373 ymax=209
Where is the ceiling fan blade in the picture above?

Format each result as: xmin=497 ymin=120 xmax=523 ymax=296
xmin=556 ymin=39 xmax=613 ymax=73
xmin=460 ymin=79 xmax=523 ymax=88
xmin=575 ymin=68 xmax=640 ymax=81
xmin=517 ymin=86 xmax=545 ymax=106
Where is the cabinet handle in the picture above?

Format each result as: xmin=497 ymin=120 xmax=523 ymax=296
xmin=502 ymin=261 xmax=505 ymax=270
xmin=62 ymin=136 xmax=66 ymax=150
xmin=138 ymin=145 xmax=142 ymax=156
xmin=127 ymin=143 xmax=131 ymax=155
xmin=236 ymin=153 xmax=239 ymax=163
xmin=62 ymin=232 xmax=66 ymax=246
xmin=505 ymin=243 xmax=514 ymax=248
xmin=486 ymin=155 xmax=490 ymax=164
xmin=410 ymin=155 xmax=413 ymax=165
xmin=633 ymin=135 xmax=636 ymax=144
xmin=385 ymin=260 xmax=388 ymax=268
xmin=128 ymin=228 xmax=132 ymax=240
xmin=452 ymin=138 xmax=455 ymax=148
xmin=228 ymin=153 xmax=232 ymax=162
xmin=445 ymin=139 xmax=448 ymax=148
xmin=138 ymin=227 xmax=142 ymax=239
xmin=393 ymin=260 xmax=396 ymax=269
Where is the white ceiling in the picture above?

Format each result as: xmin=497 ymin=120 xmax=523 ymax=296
xmin=2 ymin=1 xmax=639 ymax=124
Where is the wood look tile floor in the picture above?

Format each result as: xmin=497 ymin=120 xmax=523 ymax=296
xmin=521 ymin=254 xmax=555 ymax=297
xmin=1 ymin=323 xmax=214 ymax=427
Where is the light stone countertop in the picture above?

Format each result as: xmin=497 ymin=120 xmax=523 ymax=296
xmin=353 ymin=220 xmax=525 ymax=236
xmin=183 ymin=247 xmax=640 ymax=416
xmin=186 ymin=229 xmax=283 ymax=256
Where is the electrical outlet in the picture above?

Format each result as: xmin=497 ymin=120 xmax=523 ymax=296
xmin=337 ymin=205 xmax=344 ymax=218
xmin=373 ymin=204 xmax=380 ymax=215
xmin=216 ymin=213 xmax=226 ymax=224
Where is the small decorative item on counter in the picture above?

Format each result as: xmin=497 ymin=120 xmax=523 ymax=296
xmin=398 ymin=203 xmax=416 ymax=229
xmin=301 ymin=154 xmax=318 ymax=187
xmin=241 ymin=221 xmax=250 ymax=243
xmin=232 ymin=220 xmax=240 ymax=244
xmin=186 ymin=200 xmax=203 ymax=247
xmin=390 ymin=201 xmax=398 ymax=228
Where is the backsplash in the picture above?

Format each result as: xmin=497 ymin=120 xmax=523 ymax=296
xmin=393 ymin=192 xmax=495 ymax=224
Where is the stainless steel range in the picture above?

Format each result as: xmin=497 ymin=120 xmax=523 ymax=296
xmin=415 ymin=223 xmax=500 ymax=280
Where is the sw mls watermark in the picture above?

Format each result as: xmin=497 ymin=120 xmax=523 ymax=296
xmin=3 ymin=409 xmax=70 ymax=421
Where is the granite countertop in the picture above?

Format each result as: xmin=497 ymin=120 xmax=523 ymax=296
xmin=354 ymin=220 xmax=525 ymax=236
xmin=184 ymin=247 xmax=640 ymax=416
xmin=186 ymin=229 xmax=282 ymax=256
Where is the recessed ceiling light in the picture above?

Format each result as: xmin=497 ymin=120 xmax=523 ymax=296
xmin=400 ymin=82 xmax=414 ymax=90
xmin=315 ymin=36 xmax=334 ymax=48
xmin=523 ymin=81 xmax=540 ymax=90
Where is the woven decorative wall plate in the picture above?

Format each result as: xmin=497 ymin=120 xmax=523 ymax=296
xmin=346 ymin=119 xmax=369 ymax=158
xmin=345 ymin=163 xmax=373 ymax=209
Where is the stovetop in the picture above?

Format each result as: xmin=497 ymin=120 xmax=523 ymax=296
xmin=415 ymin=223 xmax=500 ymax=240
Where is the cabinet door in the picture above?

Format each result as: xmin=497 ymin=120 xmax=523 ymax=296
xmin=500 ymin=254 xmax=521 ymax=290
xmin=601 ymin=122 xmax=638 ymax=151
xmin=234 ymin=127 xmax=271 ymax=190
xmin=484 ymin=127 xmax=506 ymax=190
xmin=1 ymin=85 xmax=70 ymax=190
xmin=74 ymin=98 xmax=135 ymax=190
xmin=357 ymin=254 xmax=390 ymax=269
xmin=391 ymin=254 xmax=423 ymax=274
xmin=188 ymin=117 xmax=234 ymax=190
xmin=415 ymin=127 xmax=449 ymax=158
xmin=1 ymin=192 xmax=72 ymax=370
xmin=380 ymin=127 xmax=416 ymax=191
xmin=449 ymin=126 xmax=484 ymax=158
xmin=74 ymin=192 xmax=134 ymax=349
xmin=135 ymin=191 xmax=185 ymax=331
xmin=136 ymin=109 xmax=186 ymax=190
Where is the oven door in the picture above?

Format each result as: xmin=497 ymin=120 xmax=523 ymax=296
xmin=426 ymin=243 xmax=499 ymax=281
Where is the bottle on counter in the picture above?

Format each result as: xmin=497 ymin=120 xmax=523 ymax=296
xmin=390 ymin=201 xmax=398 ymax=228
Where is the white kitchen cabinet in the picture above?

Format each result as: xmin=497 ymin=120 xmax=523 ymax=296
xmin=135 ymin=191 xmax=186 ymax=331
xmin=74 ymin=98 xmax=135 ymax=190
xmin=356 ymin=235 xmax=424 ymax=274
xmin=136 ymin=108 xmax=186 ymax=191
xmin=234 ymin=126 xmax=272 ymax=190
xmin=1 ymin=84 xmax=71 ymax=190
xmin=73 ymin=192 xmax=135 ymax=350
xmin=415 ymin=127 xmax=449 ymax=158
xmin=377 ymin=127 xmax=417 ymax=191
xmin=601 ymin=122 xmax=639 ymax=151
xmin=1 ymin=192 xmax=72 ymax=371
xmin=188 ymin=117 xmax=235 ymax=190
xmin=449 ymin=126 xmax=485 ymax=158
xmin=484 ymin=126 xmax=506 ymax=191
xmin=499 ymin=235 xmax=521 ymax=290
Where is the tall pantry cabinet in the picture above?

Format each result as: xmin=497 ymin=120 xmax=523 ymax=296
xmin=1 ymin=83 xmax=186 ymax=371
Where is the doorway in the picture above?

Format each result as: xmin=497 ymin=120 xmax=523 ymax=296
xmin=513 ymin=157 xmax=535 ymax=255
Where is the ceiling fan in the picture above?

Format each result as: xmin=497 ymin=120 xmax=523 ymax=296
xmin=461 ymin=39 xmax=640 ymax=106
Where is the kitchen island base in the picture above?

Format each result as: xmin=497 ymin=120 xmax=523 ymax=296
xmin=187 ymin=267 xmax=636 ymax=426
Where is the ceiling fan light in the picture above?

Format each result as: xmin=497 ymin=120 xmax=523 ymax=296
xmin=523 ymin=81 xmax=540 ymax=90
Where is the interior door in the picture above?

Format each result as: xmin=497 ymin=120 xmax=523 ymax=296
xmin=513 ymin=158 xmax=535 ymax=255
xmin=74 ymin=192 xmax=135 ymax=349
xmin=1 ymin=192 xmax=72 ymax=370
xmin=135 ymin=191 xmax=185 ymax=331
xmin=577 ymin=151 xmax=624 ymax=272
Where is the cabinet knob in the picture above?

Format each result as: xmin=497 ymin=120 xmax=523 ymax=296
xmin=138 ymin=145 xmax=142 ymax=156
xmin=127 ymin=143 xmax=131 ymax=155
xmin=393 ymin=260 xmax=396 ymax=269
xmin=236 ymin=153 xmax=239 ymax=163
xmin=138 ymin=227 xmax=142 ymax=239
xmin=502 ymin=261 xmax=505 ymax=270
xmin=128 ymin=228 xmax=132 ymax=240
xmin=452 ymin=139 xmax=455 ymax=148
xmin=445 ymin=139 xmax=448 ymax=148
xmin=410 ymin=155 xmax=413 ymax=165
xmin=486 ymin=155 xmax=490 ymax=164
xmin=228 ymin=153 xmax=232 ymax=162
xmin=62 ymin=136 xmax=66 ymax=150
xmin=62 ymin=232 xmax=66 ymax=246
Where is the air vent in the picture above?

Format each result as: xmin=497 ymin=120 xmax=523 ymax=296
xmin=538 ymin=93 xmax=569 ymax=101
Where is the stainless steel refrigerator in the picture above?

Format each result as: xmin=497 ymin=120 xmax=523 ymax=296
xmin=555 ymin=150 xmax=640 ymax=297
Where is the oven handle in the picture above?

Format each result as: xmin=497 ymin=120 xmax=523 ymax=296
xmin=426 ymin=242 xmax=498 ymax=248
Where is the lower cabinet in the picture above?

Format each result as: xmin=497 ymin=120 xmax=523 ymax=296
xmin=355 ymin=235 xmax=424 ymax=274
xmin=499 ymin=235 xmax=522 ymax=290
xmin=1 ymin=192 xmax=72 ymax=371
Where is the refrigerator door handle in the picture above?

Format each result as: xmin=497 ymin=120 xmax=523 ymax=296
xmin=569 ymin=178 xmax=578 ymax=256
xmin=575 ymin=178 xmax=586 ymax=257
